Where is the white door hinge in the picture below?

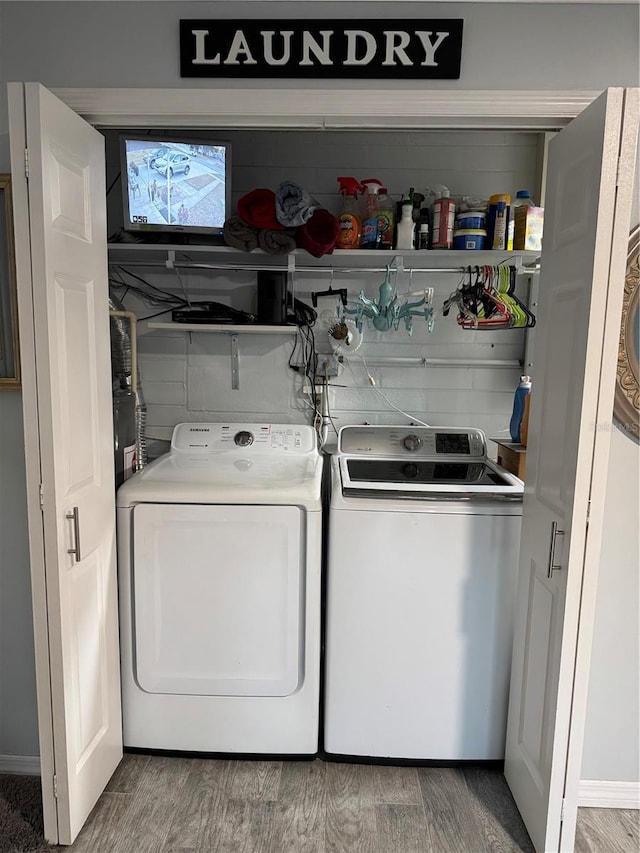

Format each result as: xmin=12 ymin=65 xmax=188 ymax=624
xmin=53 ymin=774 xmax=58 ymax=798
xmin=24 ymin=148 xmax=30 ymax=180
xmin=39 ymin=483 xmax=44 ymax=512
xmin=586 ymin=499 xmax=591 ymax=526
xmin=560 ymin=797 xmax=566 ymax=822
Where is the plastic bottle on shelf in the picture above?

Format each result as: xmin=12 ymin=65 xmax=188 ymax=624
xmin=509 ymin=375 xmax=532 ymax=443
xmin=416 ymin=204 xmax=430 ymax=249
xmin=336 ymin=177 xmax=363 ymax=249
xmin=520 ymin=392 xmax=531 ymax=447
xmin=491 ymin=200 xmax=509 ymax=250
xmin=431 ymin=189 xmax=455 ymax=249
xmin=395 ymin=197 xmax=415 ymax=250
xmin=360 ymin=178 xmax=383 ymax=249
xmin=513 ymin=189 xmax=544 ymax=251
xmin=376 ymin=186 xmax=395 ymax=250
xmin=487 ymin=193 xmax=513 ymax=251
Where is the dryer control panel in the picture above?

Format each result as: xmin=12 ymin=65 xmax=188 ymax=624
xmin=171 ymin=422 xmax=317 ymax=454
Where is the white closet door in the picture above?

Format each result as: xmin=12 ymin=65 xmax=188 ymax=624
xmin=8 ymin=83 xmax=121 ymax=845
xmin=505 ymin=88 xmax=639 ymax=853
xmin=132 ymin=503 xmax=303 ymax=697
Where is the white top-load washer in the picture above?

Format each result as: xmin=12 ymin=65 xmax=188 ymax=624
xmin=117 ymin=422 xmax=323 ymax=756
xmin=324 ymin=425 xmax=524 ymax=762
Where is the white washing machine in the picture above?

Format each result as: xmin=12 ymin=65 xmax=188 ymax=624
xmin=324 ymin=425 xmax=524 ymax=762
xmin=117 ymin=422 xmax=323 ymax=756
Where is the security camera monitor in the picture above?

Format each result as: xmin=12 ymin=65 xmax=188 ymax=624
xmin=120 ymin=134 xmax=231 ymax=238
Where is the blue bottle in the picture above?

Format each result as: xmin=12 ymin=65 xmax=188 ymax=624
xmin=509 ymin=375 xmax=532 ymax=443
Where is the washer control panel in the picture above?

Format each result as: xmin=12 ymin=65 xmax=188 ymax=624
xmin=171 ymin=423 xmax=317 ymax=453
xmin=339 ymin=426 xmax=486 ymax=459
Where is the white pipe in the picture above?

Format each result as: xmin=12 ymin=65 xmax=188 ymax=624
xmin=109 ymin=310 xmax=137 ymax=393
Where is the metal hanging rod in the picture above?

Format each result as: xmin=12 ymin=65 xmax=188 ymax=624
xmin=361 ymin=357 xmax=522 ymax=368
xmin=107 ymin=259 xmax=514 ymax=275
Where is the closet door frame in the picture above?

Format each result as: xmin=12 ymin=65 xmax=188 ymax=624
xmin=48 ymin=88 xmax=598 ymax=131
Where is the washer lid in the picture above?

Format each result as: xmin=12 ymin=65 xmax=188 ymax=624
xmin=338 ymin=455 xmax=523 ymax=498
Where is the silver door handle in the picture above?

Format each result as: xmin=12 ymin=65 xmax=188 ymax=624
xmin=66 ymin=506 xmax=81 ymax=562
xmin=547 ymin=520 xmax=564 ymax=578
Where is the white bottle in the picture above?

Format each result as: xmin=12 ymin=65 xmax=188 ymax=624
xmin=395 ymin=200 xmax=415 ymax=250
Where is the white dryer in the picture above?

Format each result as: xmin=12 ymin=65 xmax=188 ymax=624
xmin=116 ymin=422 xmax=323 ymax=756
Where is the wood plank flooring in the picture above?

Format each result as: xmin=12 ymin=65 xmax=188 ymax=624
xmin=66 ymin=754 xmax=637 ymax=853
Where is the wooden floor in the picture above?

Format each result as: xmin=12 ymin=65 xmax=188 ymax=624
xmin=65 ymin=754 xmax=639 ymax=853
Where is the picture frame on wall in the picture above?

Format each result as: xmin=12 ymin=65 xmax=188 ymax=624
xmin=0 ymin=174 xmax=20 ymax=390
xmin=613 ymin=226 xmax=639 ymax=443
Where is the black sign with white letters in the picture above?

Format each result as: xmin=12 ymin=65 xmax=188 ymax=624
xmin=179 ymin=20 xmax=463 ymax=79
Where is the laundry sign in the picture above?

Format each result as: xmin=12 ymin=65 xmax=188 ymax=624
xmin=179 ymin=20 xmax=463 ymax=79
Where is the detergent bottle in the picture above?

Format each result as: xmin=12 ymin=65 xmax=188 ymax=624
xmin=431 ymin=188 xmax=456 ymax=249
xmin=336 ymin=177 xmax=363 ymax=249
xmin=509 ymin=375 xmax=532 ymax=443
xmin=360 ymin=179 xmax=383 ymax=249
xmin=376 ymin=186 xmax=395 ymax=250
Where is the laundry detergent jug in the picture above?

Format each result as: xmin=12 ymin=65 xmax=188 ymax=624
xmin=509 ymin=375 xmax=532 ymax=443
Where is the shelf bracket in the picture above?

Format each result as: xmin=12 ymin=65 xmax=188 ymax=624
xmin=165 ymin=250 xmax=176 ymax=270
xmin=230 ymin=334 xmax=239 ymax=390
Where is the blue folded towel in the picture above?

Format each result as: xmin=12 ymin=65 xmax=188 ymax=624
xmin=275 ymin=182 xmax=318 ymax=228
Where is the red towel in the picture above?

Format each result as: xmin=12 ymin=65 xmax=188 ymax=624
xmin=296 ymin=209 xmax=340 ymax=258
xmin=237 ymin=188 xmax=283 ymax=230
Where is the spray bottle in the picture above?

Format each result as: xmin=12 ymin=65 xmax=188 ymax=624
xmin=360 ymin=178 xmax=383 ymax=249
xmin=336 ymin=177 xmax=363 ymax=249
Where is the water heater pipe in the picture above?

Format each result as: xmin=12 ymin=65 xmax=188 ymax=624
xmin=109 ymin=310 xmax=137 ymax=393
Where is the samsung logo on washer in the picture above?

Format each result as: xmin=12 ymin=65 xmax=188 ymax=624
xmin=179 ymin=20 xmax=463 ymax=79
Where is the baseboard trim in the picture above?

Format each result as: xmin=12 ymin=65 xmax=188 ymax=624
xmin=0 ymin=754 xmax=41 ymax=775
xmin=579 ymin=780 xmax=640 ymax=809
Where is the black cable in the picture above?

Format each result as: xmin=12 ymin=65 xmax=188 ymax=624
xmin=110 ymin=266 xmax=190 ymax=305
xmin=138 ymin=306 xmax=178 ymax=321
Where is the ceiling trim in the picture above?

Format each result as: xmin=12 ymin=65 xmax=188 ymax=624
xmin=50 ymin=87 xmax=603 ymax=130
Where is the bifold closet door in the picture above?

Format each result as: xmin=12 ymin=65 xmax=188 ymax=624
xmin=132 ymin=502 xmax=304 ymax=697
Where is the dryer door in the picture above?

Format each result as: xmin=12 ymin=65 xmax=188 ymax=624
xmin=132 ymin=503 xmax=303 ymax=696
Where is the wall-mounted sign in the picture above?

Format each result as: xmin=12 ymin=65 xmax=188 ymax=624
xmin=180 ymin=20 xmax=463 ymax=80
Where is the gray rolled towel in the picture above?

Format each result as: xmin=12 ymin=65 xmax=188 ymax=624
xmin=223 ymin=215 xmax=259 ymax=252
xmin=258 ymin=227 xmax=297 ymax=256
xmin=275 ymin=181 xmax=318 ymax=228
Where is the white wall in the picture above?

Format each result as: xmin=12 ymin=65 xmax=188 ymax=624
xmin=0 ymin=2 xmax=638 ymax=772
xmin=581 ymin=427 xmax=639 ymax=784
xmin=0 ymin=393 xmax=39 ymax=758
xmin=0 ymin=2 xmax=638 ymax=93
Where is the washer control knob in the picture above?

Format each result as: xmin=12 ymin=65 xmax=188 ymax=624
xmin=403 ymin=434 xmax=423 ymax=452
xmin=402 ymin=463 xmax=420 ymax=479
xmin=234 ymin=430 xmax=254 ymax=447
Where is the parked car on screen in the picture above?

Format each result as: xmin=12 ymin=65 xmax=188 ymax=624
xmin=153 ymin=151 xmax=191 ymax=177
xmin=146 ymin=147 xmax=169 ymax=168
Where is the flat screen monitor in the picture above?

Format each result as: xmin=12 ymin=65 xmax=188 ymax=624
xmin=120 ymin=134 xmax=231 ymax=238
